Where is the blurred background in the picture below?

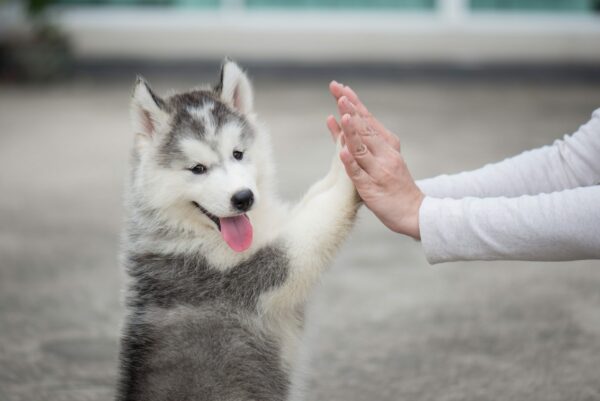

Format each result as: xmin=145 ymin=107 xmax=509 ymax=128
xmin=1 ymin=1 xmax=600 ymax=400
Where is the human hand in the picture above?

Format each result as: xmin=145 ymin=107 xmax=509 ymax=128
xmin=327 ymin=81 xmax=401 ymax=152
xmin=326 ymin=81 xmax=424 ymax=240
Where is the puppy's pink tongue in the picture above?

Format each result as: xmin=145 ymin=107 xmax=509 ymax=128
xmin=219 ymin=214 xmax=253 ymax=252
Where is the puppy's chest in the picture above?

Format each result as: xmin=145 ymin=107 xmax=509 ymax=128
xmin=127 ymin=245 xmax=289 ymax=310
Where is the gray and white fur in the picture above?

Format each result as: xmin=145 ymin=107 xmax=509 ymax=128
xmin=117 ymin=60 xmax=360 ymax=401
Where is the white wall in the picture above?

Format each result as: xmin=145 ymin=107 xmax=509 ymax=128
xmin=51 ymin=2 xmax=600 ymax=63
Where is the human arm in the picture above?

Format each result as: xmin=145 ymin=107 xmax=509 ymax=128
xmin=420 ymin=185 xmax=600 ymax=263
xmin=332 ymin=108 xmax=600 ymax=263
xmin=327 ymin=82 xmax=600 ymax=264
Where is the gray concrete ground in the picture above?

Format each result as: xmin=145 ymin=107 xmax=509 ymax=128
xmin=1 ymin=74 xmax=600 ymax=401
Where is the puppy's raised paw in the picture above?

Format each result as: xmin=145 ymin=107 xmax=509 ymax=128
xmin=331 ymin=140 xmax=360 ymax=203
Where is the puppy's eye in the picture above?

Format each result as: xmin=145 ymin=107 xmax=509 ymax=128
xmin=233 ymin=151 xmax=244 ymax=161
xmin=189 ymin=164 xmax=207 ymax=175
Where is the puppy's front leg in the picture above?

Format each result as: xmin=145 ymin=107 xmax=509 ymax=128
xmin=264 ymin=142 xmax=361 ymax=313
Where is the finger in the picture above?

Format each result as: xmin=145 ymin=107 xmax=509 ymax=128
xmin=342 ymin=85 xmax=401 ymax=152
xmin=346 ymin=113 xmax=392 ymax=158
xmin=326 ymin=115 xmax=342 ymax=142
xmin=340 ymin=85 xmax=374 ymax=121
xmin=339 ymin=147 xmax=372 ymax=189
xmin=329 ymin=80 xmax=344 ymax=101
xmin=342 ymin=85 xmax=385 ymax=130
xmin=340 ymin=114 xmax=379 ymax=175
xmin=341 ymin=85 xmax=367 ymax=114
xmin=337 ymin=96 xmax=357 ymax=117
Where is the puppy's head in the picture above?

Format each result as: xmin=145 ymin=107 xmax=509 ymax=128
xmin=130 ymin=60 xmax=266 ymax=252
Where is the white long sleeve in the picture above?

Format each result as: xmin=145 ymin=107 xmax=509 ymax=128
xmin=416 ymin=108 xmax=600 ymax=264
xmin=419 ymin=187 xmax=600 ymax=264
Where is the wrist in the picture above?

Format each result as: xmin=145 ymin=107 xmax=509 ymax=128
xmin=406 ymin=191 xmax=424 ymax=240
xmin=385 ymin=190 xmax=424 ymax=239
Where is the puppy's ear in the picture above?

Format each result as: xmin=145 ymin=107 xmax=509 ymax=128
xmin=215 ymin=59 xmax=253 ymax=114
xmin=131 ymin=76 xmax=169 ymax=138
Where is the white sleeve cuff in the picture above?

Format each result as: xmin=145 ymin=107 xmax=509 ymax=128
xmin=419 ymin=196 xmax=465 ymax=265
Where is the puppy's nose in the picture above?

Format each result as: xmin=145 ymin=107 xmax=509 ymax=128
xmin=231 ymin=189 xmax=254 ymax=212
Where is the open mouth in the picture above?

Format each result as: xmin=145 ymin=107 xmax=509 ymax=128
xmin=191 ymin=201 xmax=253 ymax=253
xmin=192 ymin=201 xmax=221 ymax=230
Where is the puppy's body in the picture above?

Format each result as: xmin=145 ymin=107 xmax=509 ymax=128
xmin=117 ymin=62 xmax=359 ymax=401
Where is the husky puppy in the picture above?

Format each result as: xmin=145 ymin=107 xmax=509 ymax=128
xmin=117 ymin=60 xmax=360 ymax=401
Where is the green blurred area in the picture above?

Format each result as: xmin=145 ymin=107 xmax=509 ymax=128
xmin=48 ymin=0 xmax=435 ymax=7
xmin=49 ymin=0 xmax=217 ymax=6
xmin=45 ymin=0 xmax=600 ymax=11
xmin=244 ymin=0 xmax=435 ymax=9
xmin=470 ymin=0 xmax=599 ymax=12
